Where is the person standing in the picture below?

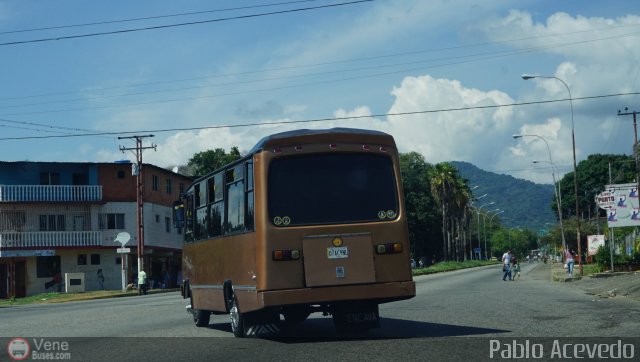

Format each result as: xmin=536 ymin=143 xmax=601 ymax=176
xmin=501 ymin=249 xmax=512 ymax=281
xmin=138 ymin=269 xmax=148 ymax=295
xmin=564 ymin=249 xmax=576 ymax=278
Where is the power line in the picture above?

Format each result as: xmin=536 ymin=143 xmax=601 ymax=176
xmin=3 ymin=22 xmax=639 ymax=102
xmin=4 ymin=32 xmax=640 ymax=118
xmin=0 ymin=0 xmax=373 ymax=46
xmin=0 ymin=0 xmax=325 ymax=35
xmin=0 ymin=91 xmax=637 ymax=141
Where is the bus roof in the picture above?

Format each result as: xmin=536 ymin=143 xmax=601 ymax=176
xmin=248 ymin=128 xmax=395 ymax=154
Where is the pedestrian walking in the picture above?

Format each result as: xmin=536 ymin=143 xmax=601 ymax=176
xmin=501 ymin=249 xmax=512 ymax=281
xmin=138 ymin=269 xmax=148 ymax=295
xmin=564 ymin=249 xmax=576 ymax=278
xmin=511 ymin=256 xmax=521 ymax=281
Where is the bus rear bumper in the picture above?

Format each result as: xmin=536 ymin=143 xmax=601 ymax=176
xmin=259 ymin=280 xmax=416 ymax=307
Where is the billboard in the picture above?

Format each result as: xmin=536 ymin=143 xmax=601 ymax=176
xmin=587 ymin=235 xmax=605 ymax=256
xmin=599 ymin=183 xmax=640 ymax=228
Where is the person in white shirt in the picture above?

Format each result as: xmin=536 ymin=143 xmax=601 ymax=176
xmin=501 ymin=249 xmax=512 ymax=281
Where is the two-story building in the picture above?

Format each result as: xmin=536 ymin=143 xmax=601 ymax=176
xmin=0 ymin=161 xmax=192 ymax=298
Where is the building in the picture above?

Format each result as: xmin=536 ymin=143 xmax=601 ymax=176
xmin=0 ymin=161 xmax=192 ymax=298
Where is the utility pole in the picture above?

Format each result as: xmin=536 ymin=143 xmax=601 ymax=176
xmin=618 ymin=108 xmax=639 ymax=198
xmin=119 ymin=135 xmax=157 ymax=277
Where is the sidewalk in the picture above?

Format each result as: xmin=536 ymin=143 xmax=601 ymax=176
xmin=529 ymin=261 xmax=640 ymax=302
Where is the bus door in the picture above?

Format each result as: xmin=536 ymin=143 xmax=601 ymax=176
xmin=302 ymin=233 xmax=376 ymax=287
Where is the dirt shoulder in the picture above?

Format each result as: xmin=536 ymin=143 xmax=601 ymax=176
xmin=549 ymin=262 xmax=640 ymax=302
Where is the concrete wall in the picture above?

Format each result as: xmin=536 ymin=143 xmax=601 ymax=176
xmin=24 ymin=249 xmax=125 ymax=295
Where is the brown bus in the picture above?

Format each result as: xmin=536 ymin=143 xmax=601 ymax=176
xmin=173 ymin=128 xmax=415 ymax=337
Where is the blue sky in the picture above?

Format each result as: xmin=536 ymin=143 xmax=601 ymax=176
xmin=1 ymin=0 xmax=640 ymax=185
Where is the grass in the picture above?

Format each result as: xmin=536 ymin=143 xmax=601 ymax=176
xmin=412 ymin=260 xmax=499 ymax=276
xmin=0 ymin=290 xmax=140 ymax=307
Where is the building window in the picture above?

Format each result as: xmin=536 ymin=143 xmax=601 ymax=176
xmin=39 ymin=215 xmax=65 ymax=231
xmin=179 ymin=183 xmax=185 ymax=195
xmin=40 ymin=172 xmax=60 ymax=185
xmin=116 ymin=257 xmax=122 ymax=265
xmin=165 ymin=217 xmax=171 ymax=233
xmin=117 ymin=170 xmax=125 ymax=179
xmin=91 ymin=254 xmax=101 ymax=265
xmin=98 ymin=213 xmax=125 ymax=229
xmin=36 ymin=256 xmax=61 ymax=278
xmin=156 ymin=214 xmax=160 ymax=223
xmin=166 ymin=179 xmax=173 ymax=195
xmin=152 ymin=175 xmax=159 ymax=191
xmin=77 ymin=254 xmax=87 ymax=265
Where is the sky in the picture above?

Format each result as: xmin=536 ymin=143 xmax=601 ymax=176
xmin=1 ymin=0 xmax=640 ymax=187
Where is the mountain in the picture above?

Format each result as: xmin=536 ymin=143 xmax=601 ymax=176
xmin=451 ymin=161 xmax=556 ymax=232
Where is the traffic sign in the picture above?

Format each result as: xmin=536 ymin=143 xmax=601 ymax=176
xmin=116 ymin=247 xmax=131 ymax=253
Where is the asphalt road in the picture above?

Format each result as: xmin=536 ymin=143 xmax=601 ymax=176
xmin=2 ymin=263 xmax=639 ymax=361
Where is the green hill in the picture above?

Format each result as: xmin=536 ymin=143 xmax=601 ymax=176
xmin=451 ymin=161 xmax=556 ymax=232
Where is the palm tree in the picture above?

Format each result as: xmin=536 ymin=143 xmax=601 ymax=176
xmin=429 ymin=163 xmax=473 ymax=261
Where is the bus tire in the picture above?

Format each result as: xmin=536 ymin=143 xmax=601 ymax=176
xmin=191 ymin=295 xmax=210 ymax=327
xmin=229 ymin=293 xmax=245 ymax=338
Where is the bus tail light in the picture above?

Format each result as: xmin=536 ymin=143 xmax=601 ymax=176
xmin=273 ymin=249 xmax=301 ymax=261
xmin=362 ymin=144 xmax=371 ymax=151
xmin=329 ymin=143 xmax=337 ymax=149
xmin=379 ymin=146 xmax=387 ymax=153
xmin=376 ymin=242 xmax=402 ymax=254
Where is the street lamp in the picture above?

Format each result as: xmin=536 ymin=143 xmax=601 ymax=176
xmin=522 ymin=74 xmax=581 ymax=275
xmin=483 ymin=208 xmax=500 ymax=259
xmin=468 ymin=191 xmax=487 ymax=260
xmin=489 ymin=210 xmax=505 ymax=258
xmin=477 ymin=201 xmax=495 ymax=260
xmin=512 ymin=133 xmax=566 ymax=251
xmin=533 ymin=159 xmax=566 ymax=248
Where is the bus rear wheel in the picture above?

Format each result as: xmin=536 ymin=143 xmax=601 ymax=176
xmin=191 ymin=295 xmax=210 ymax=327
xmin=229 ymin=293 xmax=245 ymax=337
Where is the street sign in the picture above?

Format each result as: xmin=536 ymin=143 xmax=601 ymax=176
xmin=116 ymin=247 xmax=131 ymax=253
xmin=473 ymin=248 xmax=481 ymax=253
xmin=115 ymin=232 xmax=131 ymax=246
xmin=596 ymin=191 xmax=616 ymax=210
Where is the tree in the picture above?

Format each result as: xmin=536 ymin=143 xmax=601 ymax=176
xmin=399 ymin=152 xmax=440 ymax=261
xmin=187 ymin=147 xmax=242 ymax=177
xmin=429 ymin=162 xmax=471 ymax=261
xmin=558 ymin=154 xmax=634 ymax=220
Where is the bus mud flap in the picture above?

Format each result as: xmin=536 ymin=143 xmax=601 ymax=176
xmin=243 ymin=312 xmax=281 ymax=337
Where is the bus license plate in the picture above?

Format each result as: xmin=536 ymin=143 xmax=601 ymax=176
xmin=327 ymin=246 xmax=349 ymax=259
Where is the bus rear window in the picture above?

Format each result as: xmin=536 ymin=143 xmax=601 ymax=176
xmin=268 ymin=153 xmax=398 ymax=226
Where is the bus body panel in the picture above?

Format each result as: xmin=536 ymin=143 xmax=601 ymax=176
xmin=185 ymin=232 xmax=257 ymax=312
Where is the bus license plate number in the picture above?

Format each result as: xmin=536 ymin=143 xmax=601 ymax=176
xmin=327 ymin=246 xmax=349 ymax=259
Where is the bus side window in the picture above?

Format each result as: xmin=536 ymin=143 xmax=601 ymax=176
xmin=208 ymin=172 xmax=224 ymax=237
xmin=245 ymin=161 xmax=254 ymax=231
xmin=184 ymin=193 xmax=194 ymax=243
xmin=225 ymin=166 xmax=244 ymax=233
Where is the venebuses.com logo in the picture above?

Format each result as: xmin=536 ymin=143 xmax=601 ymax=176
xmin=6 ymin=337 xmax=72 ymax=361
xmin=7 ymin=338 xmax=30 ymax=361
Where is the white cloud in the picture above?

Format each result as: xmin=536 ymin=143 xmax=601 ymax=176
xmin=385 ymin=74 xmax=515 ymax=166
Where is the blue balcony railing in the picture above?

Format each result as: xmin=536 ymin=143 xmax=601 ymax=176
xmin=0 ymin=185 xmax=102 ymax=202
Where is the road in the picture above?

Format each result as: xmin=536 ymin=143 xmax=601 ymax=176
xmin=2 ymin=262 xmax=639 ymax=361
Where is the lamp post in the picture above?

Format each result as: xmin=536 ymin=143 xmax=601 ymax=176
xmin=477 ymin=201 xmax=494 ymax=260
xmin=512 ymin=133 xmax=566 ymax=251
xmin=469 ymin=192 xmax=487 ymax=260
xmin=533 ymin=159 xmax=566 ymax=251
xmin=522 ymin=74 xmax=581 ymax=275
xmin=488 ymin=210 xmax=505 ymax=258
xmin=483 ymin=208 xmax=500 ymax=259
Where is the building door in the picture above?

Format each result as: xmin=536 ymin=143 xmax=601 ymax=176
xmin=14 ymin=260 xmax=26 ymax=298
xmin=0 ymin=262 xmax=7 ymax=299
